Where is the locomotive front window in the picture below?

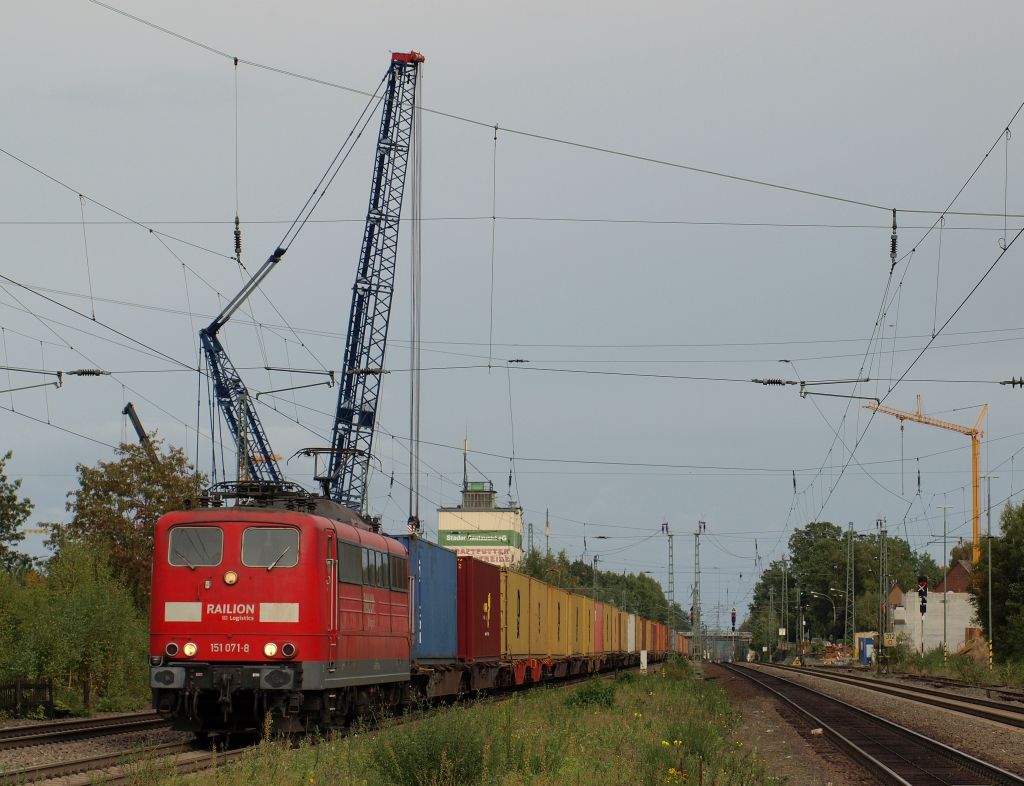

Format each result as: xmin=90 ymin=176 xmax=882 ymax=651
xmin=241 ymin=528 xmax=299 ymax=568
xmin=168 ymin=526 xmax=223 ymax=568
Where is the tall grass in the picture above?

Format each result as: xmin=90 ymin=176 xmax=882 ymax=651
xmin=148 ymin=659 xmax=782 ymax=786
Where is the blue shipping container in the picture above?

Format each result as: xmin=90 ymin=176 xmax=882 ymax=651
xmin=858 ymin=637 xmax=874 ymax=665
xmin=396 ymin=534 xmax=458 ymax=663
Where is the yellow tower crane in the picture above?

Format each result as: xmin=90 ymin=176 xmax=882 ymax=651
xmin=865 ymin=396 xmax=988 ymax=563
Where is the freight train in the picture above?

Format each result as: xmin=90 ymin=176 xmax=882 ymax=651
xmin=149 ymin=484 xmax=687 ymax=734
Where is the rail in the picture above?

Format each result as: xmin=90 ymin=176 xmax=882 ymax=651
xmin=723 ymin=663 xmax=1024 ymax=786
xmin=762 ymin=662 xmax=1024 ymax=728
xmin=0 ymin=712 xmax=168 ymax=750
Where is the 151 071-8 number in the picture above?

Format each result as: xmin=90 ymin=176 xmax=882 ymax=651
xmin=209 ymin=642 xmax=250 ymax=654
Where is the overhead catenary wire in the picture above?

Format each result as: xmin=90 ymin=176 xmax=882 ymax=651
xmin=11 ymin=214 xmax=1024 ymax=230
xmin=0 ymin=147 xmax=235 ymax=261
xmin=771 ymin=92 xmax=1024 ymax=564
xmin=16 ymin=279 xmax=1024 ymax=352
xmin=85 ymin=0 xmax=1007 ymax=220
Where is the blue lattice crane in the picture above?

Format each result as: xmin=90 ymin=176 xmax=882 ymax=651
xmin=323 ymin=52 xmax=424 ymax=513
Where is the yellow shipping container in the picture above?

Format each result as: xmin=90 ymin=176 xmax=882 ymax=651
xmin=501 ymin=569 xmax=532 ymax=658
xmin=528 ymin=577 xmax=548 ymax=657
xmin=568 ymin=593 xmax=583 ymax=655
xmin=602 ymin=604 xmax=614 ymax=652
xmin=645 ymin=619 xmax=654 ymax=653
xmin=571 ymin=594 xmax=595 ymax=655
xmin=617 ymin=609 xmax=627 ymax=653
xmin=633 ymin=614 xmax=642 ymax=654
xmin=546 ymin=585 xmax=571 ymax=657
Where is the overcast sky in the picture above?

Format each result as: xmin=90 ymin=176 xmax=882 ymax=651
xmin=5 ymin=1 xmax=1024 ymax=625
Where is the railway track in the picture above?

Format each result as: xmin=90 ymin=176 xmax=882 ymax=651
xmin=763 ymin=662 xmax=1024 ymax=728
xmin=0 ymin=713 xmax=169 ymax=751
xmin=861 ymin=668 xmax=1024 ymax=704
xmin=0 ymin=740 xmax=196 ymax=786
xmin=724 ymin=663 xmax=1024 ymax=786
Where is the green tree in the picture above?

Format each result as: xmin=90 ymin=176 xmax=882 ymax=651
xmin=0 ymin=543 xmax=149 ymax=711
xmin=0 ymin=451 xmax=34 ymax=572
xmin=49 ymin=439 xmax=205 ymax=607
xmin=974 ymin=501 xmax=1024 ymax=660
xmin=746 ymin=521 xmax=941 ymax=650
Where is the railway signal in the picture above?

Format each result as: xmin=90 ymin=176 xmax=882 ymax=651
xmin=731 ymin=607 xmax=736 ymax=632
xmin=799 ymin=590 xmax=808 ymax=609
xmin=917 ymin=575 xmax=928 ymax=614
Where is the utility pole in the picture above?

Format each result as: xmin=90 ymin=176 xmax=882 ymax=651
xmin=987 ymin=475 xmax=994 ymax=671
xmin=844 ymin=522 xmax=855 ymax=656
xmin=694 ymin=521 xmax=705 ymax=662
xmin=768 ymin=585 xmax=775 ymax=661
xmin=662 ymin=522 xmax=675 ymax=652
xmin=938 ymin=503 xmax=953 ymax=664
xmin=527 ymin=521 xmax=534 ymax=554
xmin=876 ymin=518 xmax=887 ymax=675
xmin=545 ymin=509 xmax=551 ymax=556
xmin=782 ymin=557 xmax=789 ymax=650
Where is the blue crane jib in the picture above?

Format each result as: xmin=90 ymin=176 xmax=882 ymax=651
xmin=200 ymin=245 xmax=287 ymax=483
xmin=326 ymin=51 xmax=424 ymax=512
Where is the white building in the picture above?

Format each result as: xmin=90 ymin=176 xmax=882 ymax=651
xmin=892 ymin=561 xmax=979 ymax=654
xmin=437 ymin=480 xmax=523 ymax=566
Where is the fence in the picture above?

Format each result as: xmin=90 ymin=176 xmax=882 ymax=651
xmin=0 ymin=678 xmax=54 ymax=715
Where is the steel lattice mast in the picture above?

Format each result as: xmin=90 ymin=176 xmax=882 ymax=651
xmin=326 ymin=52 xmax=424 ymax=512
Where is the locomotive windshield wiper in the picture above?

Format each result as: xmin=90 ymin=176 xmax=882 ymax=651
xmin=266 ymin=546 xmax=291 ymax=572
xmin=174 ymin=549 xmax=197 ymax=571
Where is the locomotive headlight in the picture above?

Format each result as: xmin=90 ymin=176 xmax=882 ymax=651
xmin=280 ymin=642 xmax=296 ymax=658
xmin=263 ymin=642 xmax=278 ymax=658
xmin=182 ymin=642 xmax=198 ymax=658
xmin=223 ymin=570 xmax=238 ymax=585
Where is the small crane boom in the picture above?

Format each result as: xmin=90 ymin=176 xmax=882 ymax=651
xmin=866 ymin=395 xmax=988 ymax=562
xmin=200 ymin=247 xmax=286 ymax=483
xmin=325 ymin=52 xmax=424 ymax=513
xmin=122 ymin=401 xmax=156 ymax=457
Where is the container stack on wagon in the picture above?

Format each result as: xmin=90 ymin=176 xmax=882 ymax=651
xmin=150 ymin=503 xmax=687 ymax=736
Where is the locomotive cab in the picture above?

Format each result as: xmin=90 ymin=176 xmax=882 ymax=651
xmin=150 ymin=484 xmax=411 ymax=734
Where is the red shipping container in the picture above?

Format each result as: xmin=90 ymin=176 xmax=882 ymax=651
xmin=457 ymin=556 xmax=501 ymax=662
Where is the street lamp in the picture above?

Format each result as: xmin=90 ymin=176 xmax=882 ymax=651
xmin=808 ymin=591 xmax=837 ymax=629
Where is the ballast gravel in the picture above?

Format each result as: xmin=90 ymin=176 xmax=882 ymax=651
xmin=748 ymin=664 xmax=1024 ymax=776
xmin=0 ymin=724 xmax=191 ymax=774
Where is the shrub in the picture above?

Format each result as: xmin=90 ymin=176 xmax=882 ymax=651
xmin=368 ymin=705 xmax=485 ymax=786
xmin=565 ymin=678 xmax=616 ymax=709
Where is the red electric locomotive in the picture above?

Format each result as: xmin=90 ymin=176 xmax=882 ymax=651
xmin=149 ymin=483 xmax=410 ymax=734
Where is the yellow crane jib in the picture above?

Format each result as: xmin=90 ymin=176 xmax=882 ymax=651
xmin=864 ymin=396 xmax=988 ymax=563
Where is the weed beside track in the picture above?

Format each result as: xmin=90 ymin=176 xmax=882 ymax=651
xmin=125 ymin=659 xmax=782 ymax=786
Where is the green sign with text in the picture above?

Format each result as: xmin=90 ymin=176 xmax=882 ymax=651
xmin=438 ymin=530 xmax=523 ymax=549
